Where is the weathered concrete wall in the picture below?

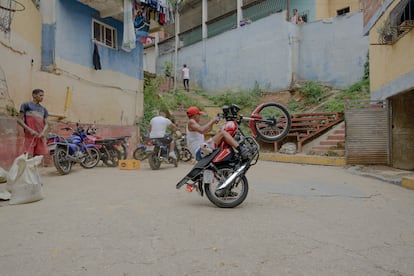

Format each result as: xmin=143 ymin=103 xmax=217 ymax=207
xmin=298 ymin=12 xmax=368 ymax=88
xmin=157 ymin=11 xmax=368 ymax=93
xmin=391 ymin=91 xmax=414 ymax=170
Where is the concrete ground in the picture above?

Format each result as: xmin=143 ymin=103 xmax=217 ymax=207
xmin=1 ymin=160 xmax=414 ymax=275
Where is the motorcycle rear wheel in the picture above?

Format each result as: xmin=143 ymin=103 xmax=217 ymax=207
xmin=102 ymin=148 xmax=121 ymax=167
xmin=80 ymin=147 xmax=100 ymax=169
xmin=204 ymin=165 xmax=249 ymax=208
xmin=53 ymin=147 xmax=72 ymax=175
xmin=252 ymin=102 xmax=292 ymax=142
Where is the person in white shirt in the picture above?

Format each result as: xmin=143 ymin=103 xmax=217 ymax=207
xmin=290 ymin=9 xmax=299 ymax=24
xmin=149 ymin=110 xmax=179 ymax=159
xmin=181 ymin=64 xmax=190 ymax=92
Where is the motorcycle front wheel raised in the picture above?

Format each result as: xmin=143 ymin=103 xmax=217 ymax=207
xmin=53 ymin=147 xmax=72 ymax=175
xmin=204 ymin=165 xmax=249 ymax=208
xmin=80 ymin=147 xmax=100 ymax=169
xmin=251 ymin=102 xmax=292 ymax=142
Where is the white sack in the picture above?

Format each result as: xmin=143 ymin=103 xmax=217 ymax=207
xmin=7 ymin=154 xmax=44 ymax=205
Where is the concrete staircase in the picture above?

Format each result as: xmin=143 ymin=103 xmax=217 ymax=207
xmin=305 ymin=122 xmax=346 ymax=156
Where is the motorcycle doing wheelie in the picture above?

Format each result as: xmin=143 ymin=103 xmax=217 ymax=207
xmin=176 ymin=102 xmax=291 ymax=208
xmin=47 ymin=125 xmax=100 ymax=175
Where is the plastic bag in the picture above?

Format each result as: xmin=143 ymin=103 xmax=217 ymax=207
xmin=6 ymin=154 xmax=44 ymax=205
xmin=0 ymin=167 xmax=7 ymax=183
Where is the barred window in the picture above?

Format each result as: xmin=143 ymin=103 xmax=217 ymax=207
xmin=92 ymin=19 xmax=117 ymax=49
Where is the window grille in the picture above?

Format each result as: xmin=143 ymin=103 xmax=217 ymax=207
xmin=92 ymin=19 xmax=118 ymax=49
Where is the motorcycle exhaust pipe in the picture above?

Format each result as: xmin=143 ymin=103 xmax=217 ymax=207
xmin=216 ymin=163 xmax=247 ymax=191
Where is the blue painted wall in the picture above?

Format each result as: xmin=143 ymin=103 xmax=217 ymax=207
xmin=43 ymin=0 xmax=143 ymax=79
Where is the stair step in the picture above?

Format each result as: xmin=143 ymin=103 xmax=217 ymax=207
xmin=327 ymin=135 xmax=345 ymax=141
xmin=310 ymin=148 xmax=345 ymax=156
xmin=334 ymin=129 xmax=345 ymax=134
xmin=320 ymin=141 xmax=340 ymax=146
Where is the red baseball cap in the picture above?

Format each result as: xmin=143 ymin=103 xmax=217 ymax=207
xmin=186 ymin=106 xmax=205 ymax=117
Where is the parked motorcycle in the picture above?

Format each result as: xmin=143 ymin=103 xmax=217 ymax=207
xmin=145 ymin=134 xmax=180 ymax=170
xmin=175 ymin=135 xmax=192 ymax=162
xmin=47 ymin=125 xmax=101 ymax=175
xmin=132 ymin=136 xmax=149 ymax=161
xmin=134 ymin=134 xmax=192 ymax=162
xmin=85 ymin=127 xmax=124 ymax=167
xmin=176 ymin=102 xmax=291 ymax=208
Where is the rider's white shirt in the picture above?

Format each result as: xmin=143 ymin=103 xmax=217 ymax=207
xmin=150 ymin=116 xmax=172 ymax=138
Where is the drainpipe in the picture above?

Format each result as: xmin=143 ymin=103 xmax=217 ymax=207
xmin=202 ymin=0 xmax=207 ymax=63
xmin=237 ymin=0 xmax=242 ymax=28
xmin=173 ymin=3 xmax=180 ymax=91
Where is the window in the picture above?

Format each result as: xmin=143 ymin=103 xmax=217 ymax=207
xmin=337 ymin=7 xmax=350 ymax=16
xmin=92 ymin=19 xmax=117 ymax=49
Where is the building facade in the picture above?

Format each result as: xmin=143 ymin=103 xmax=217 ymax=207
xmin=363 ymin=0 xmax=414 ymax=169
xmin=0 ymin=0 xmax=145 ymax=168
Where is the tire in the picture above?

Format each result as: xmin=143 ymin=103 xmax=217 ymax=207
xmin=204 ymin=165 xmax=249 ymax=208
xmin=252 ymin=102 xmax=292 ymax=142
xmin=173 ymin=148 xmax=179 ymax=167
xmin=148 ymin=150 xmax=161 ymax=170
xmin=180 ymin=148 xmax=192 ymax=162
xmin=53 ymin=147 xmax=72 ymax=175
xmin=119 ymin=144 xmax=128 ymax=160
xmin=133 ymin=147 xmax=147 ymax=161
xmin=80 ymin=147 xmax=100 ymax=169
xmin=102 ymin=148 xmax=121 ymax=167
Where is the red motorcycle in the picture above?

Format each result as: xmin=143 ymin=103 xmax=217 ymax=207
xmin=176 ymin=102 xmax=292 ymax=208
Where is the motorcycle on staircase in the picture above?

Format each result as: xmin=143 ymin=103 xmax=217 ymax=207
xmin=176 ymin=102 xmax=291 ymax=208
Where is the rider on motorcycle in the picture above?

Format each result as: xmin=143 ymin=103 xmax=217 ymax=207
xmin=149 ymin=110 xmax=179 ymax=159
xmin=185 ymin=106 xmax=249 ymax=161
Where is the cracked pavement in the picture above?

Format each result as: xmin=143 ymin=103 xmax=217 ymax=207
xmin=1 ymin=160 xmax=414 ymax=275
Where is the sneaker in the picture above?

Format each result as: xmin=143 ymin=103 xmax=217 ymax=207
xmin=169 ymin=151 xmax=177 ymax=160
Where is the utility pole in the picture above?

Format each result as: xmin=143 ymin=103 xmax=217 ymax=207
xmin=173 ymin=1 xmax=180 ymax=91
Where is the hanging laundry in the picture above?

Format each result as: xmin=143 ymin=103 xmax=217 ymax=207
xmin=93 ymin=42 xmax=102 ymax=70
xmin=122 ymin=0 xmax=136 ymax=52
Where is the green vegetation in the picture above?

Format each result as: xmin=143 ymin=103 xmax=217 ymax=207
xmin=137 ymin=76 xmax=201 ymax=135
xmin=300 ymin=81 xmax=328 ymax=105
xmin=138 ymin=75 xmax=370 ymax=135
xmin=324 ymin=79 xmax=370 ymax=112
xmin=198 ymin=81 xmax=266 ymax=113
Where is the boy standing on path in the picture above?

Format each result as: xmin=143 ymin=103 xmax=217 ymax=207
xmin=181 ymin=64 xmax=190 ymax=91
xmin=17 ymin=89 xmax=49 ymax=157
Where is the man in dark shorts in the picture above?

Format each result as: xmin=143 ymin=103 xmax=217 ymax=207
xmin=17 ymin=89 xmax=49 ymax=157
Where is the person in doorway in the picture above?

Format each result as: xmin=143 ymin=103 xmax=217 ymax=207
xmin=181 ymin=64 xmax=190 ymax=92
xmin=17 ymin=89 xmax=49 ymax=157
xmin=185 ymin=106 xmax=249 ymax=161
xmin=149 ymin=110 xmax=179 ymax=159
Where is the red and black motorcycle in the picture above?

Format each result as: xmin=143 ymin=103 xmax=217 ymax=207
xmin=176 ymin=102 xmax=292 ymax=208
